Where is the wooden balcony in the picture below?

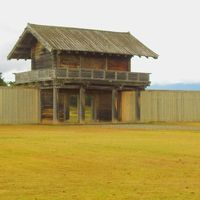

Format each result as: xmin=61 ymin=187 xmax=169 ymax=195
xmin=14 ymin=68 xmax=150 ymax=86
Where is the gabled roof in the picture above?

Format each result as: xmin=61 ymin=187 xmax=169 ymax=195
xmin=8 ymin=23 xmax=158 ymax=60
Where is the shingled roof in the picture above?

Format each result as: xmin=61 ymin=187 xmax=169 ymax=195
xmin=8 ymin=23 xmax=158 ymax=60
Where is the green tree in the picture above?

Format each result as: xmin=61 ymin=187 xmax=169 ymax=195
xmin=0 ymin=73 xmax=7 ymax=86
xmin=8 ymin=81 xmax=15 ymax=86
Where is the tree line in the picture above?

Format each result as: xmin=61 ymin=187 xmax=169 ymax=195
xmin=0 ymin=73 xmax=15 ymax=86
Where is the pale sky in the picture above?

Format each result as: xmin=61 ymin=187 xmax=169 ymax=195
xmin=0 ymin=0 xmax=199 ymax=84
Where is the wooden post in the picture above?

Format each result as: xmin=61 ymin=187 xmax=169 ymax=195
xmin=53 ymin=86 xmax=58 ymax=123
xmin=91 ymin=96 xmax=95 ymax=121
xmin=92 ymin=93 xmax=99 ymax=122
xmin=112 ymin=88 xmax=118 ymax=123
xmin=117 ymin=91 xmax=122 ymax=121
xmin=78 ymin=86 xmax=85 ymax=123
xmin=63 ymin=93 xmax=69 ymax=121
xmin=135 ymin=89 xmax=141 ymax=121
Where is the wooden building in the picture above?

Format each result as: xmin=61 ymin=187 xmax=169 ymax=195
xmin=8 ymin=23 xmax=158 ymax=123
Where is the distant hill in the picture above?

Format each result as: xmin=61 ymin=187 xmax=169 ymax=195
xmin=148 ymin=83 xmax=200 ymax=91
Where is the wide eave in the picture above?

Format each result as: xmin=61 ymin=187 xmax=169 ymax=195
xmin=8 ymin=23 xmax=158 ymax=60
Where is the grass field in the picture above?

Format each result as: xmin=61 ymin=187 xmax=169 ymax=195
xmin=0 ymin=125 xmax=200 ymax=200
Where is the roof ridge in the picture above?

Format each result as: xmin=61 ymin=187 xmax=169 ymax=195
xmin=27 ymin=23 xmax=130 ymax=35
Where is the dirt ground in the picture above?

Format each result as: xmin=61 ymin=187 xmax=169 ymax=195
xmin=98 ymin=122 xmax=200 ymax=131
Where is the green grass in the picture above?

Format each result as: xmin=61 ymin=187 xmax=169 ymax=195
xmin=0 ymin=125 xmax=200 ymax=200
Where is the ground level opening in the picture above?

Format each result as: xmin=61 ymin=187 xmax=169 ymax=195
xmin=41 ymin=88 xmax=120 ymax=123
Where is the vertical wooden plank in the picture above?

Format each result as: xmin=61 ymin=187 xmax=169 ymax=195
xmin=92 ymin=93 xmax=99 ymax=121
xmin=91 ymin=95 xmax=96 ymax=121
xmin=38 ymin=88 xmax=41 ymax=124
xmin=0 ymin=87 xmax=40 ymax=124
xmin=63 ymin=93 xmax=70 ymax=121
xmin=112 ymin=88 xmax=118 ymax=122
xmin=53 ymin=86 xmax=58 ymax=123
xmin=135 ymin=89 xmax=140 ymax=121
xmin=121 ymin=91 xmax=136 ymax=122
xmin=78 ymin=86 xmax=85 ymax=123
xmin=117 ymin=91 xmax=122 ymax=121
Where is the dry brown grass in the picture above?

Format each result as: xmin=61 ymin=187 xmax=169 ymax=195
xmin=0 ymin=125 xmax=200 ymax=200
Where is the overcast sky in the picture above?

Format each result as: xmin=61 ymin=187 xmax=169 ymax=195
xmin=0 ymin=0 xmax=199 ymax=84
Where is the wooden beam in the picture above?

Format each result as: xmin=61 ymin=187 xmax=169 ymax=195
xmin=117 ymin=91 xmax=122 ymax=121
xmin=79 ymin=55 xmax=82 ymax=68
xmin=16 ymin=44 xmax=32 ymax=49
xmin=112 ymin=88 xmax=118 ymax=122
xmin=11 ymin=49 xmax=30 ymax=54
xmin=78 ymin=86 xmax=85 ymax=123
xmin=92 ymin=94 xmax=99 ymax=121
xmin=91 ymin=96 xmax=96 ymax=121
xmin=53 ymin=86 xmax=58 ymax=123
xmin=63 ymin=93 xmax=69 ymax=121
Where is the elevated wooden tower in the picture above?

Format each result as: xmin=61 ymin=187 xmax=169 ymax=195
xmin=8 ymin=23 xmax=158 ymax=123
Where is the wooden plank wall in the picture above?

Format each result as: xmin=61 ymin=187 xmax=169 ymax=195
xmin=121 ymin=90 xmax=200 ymax=122
xmin=140 ymin=90 xmax=200 ymax=122
xmin=98 ymin=91 xmax=112 ymax=121
xmin=0 ymin=87 xmax=40 ymax=124
xmin=121 ymin=91 xmax=136 ymax=122
xmin=30 ymin=41 xmax=131 ymax=71
xmin=60 ymin=54 xmax=80 ymax=68
xmin=107 ymin=56 xmax=129 ymax=71
xmin=31 ymin=42 xmax=53 ymax=69
xmin=81 ymin=55 xmax=106 ymax=69
xmin=41 ymin=89 xmax=53 ymax=121
xmin=59 ymin=53 xmax=130 ymax=71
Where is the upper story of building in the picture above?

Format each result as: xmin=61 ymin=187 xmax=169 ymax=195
xmin=8 ymin=23 xmax=158 ymax=88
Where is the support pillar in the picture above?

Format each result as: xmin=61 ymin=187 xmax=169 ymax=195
xmin=117 ymin=91 xmax=122 ymax=121
xmin=91 ymin=96 xmax=96 ymax=121
xmin=53 ymin=86 xmax=58 ymax=124
xmin=112 ymin=88 xmax=118 ymax=123
xmin=92 ymin=94 xmax=99 ymax=121
xmin=63 ymin=93 xmax=69 ymax=121
xmin=78 ymin=86 xmax=85 ymax=123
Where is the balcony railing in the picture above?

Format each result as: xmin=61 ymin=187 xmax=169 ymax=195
xmin=15 ymin=68 xmax=150 ymax=85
